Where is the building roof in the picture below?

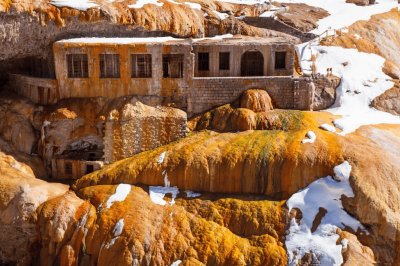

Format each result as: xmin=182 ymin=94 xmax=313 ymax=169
xmin=55 ymin=34 xmax=293 ymax=46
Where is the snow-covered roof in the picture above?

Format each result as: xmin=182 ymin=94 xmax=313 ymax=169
xmin=56 ymin=37 xmax=187 ymax=45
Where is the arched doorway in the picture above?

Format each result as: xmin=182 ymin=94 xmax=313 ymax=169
xmin=241 ymin=50 xmax=264 ymax=76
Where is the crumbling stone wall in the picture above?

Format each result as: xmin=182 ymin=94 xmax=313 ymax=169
xmin=103 ymin=101 xmax=187 ymax=163
xmin=189 ymin=76 xmax=315 ymax=114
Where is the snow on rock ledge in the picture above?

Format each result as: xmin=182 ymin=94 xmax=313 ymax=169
xmin=285 ymin=161 xmax=365 ymax=265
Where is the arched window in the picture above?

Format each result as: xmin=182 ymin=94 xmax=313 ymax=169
xmin=241 ymin=50 xmax=264 ymax=76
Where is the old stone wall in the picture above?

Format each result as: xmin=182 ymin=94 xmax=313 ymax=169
xmin=103 ymin=101 xmax=187 ymax=163
xmin=312 ymin=75 xmax=341 ymax=110
xmin=243 ymin=17 xmax=316 ymax=42
xmin=51 ymin=158 xmax=103 ymax=179
xmin=8 ymin=74 xmax=59 ymax=105
xmin=188 ymin=76 xmax=314 ymax=114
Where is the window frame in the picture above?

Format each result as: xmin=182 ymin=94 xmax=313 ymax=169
xmin=99 ymin=53 xmax=120 ymax=79
xmin=197 ymin=52 xmax=210 ymax=71
xmin=64 ymin=161 xmax=73 ymax=175
xmin=274 ymin=51 xmax=287 ymax=70
xmin=67 ymin=54 xmax=89 ymax=78
xmin=162 ymin=54 xmax=184 ymax=78
xmin=219 ymin=52 xmax=230 ymax=70
xmin=131 ymin=54 xmax=152 ymax=78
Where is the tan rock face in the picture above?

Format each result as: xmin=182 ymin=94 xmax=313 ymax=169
xmin=75 ymin=111 xmax=342 ymax=198
xmin=104 ymin=98 xmax=187 ymax=163
xmin=0 ymin=94 xmax=37 ymax=154
xmin=372 ymin=81 xmax=400 ymax=116
xmin=240 ymin=89 xmax=274 ymax=113
xmin=0 ymin=151 xmax=68 ymax=265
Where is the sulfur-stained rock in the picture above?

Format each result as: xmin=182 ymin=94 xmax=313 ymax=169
xmin=72 ymin=184 xmax=287 ymax=266
xmin=240 ymin=89 xmax=273 ymax=113
xmin=75 ymin=111 xmax=342 ymax=198
xmin=0 ymin=151 xmax=68 ymax=265
xmin=37 ymin=191 xmax=96 ymax=266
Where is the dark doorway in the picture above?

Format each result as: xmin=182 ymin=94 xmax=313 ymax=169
xmin=86 ymin=164 xmax=94 ymax=174
xmin=241 ymin=50 xmax=264 ymax=76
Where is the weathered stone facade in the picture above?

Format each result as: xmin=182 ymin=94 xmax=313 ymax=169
xmin=189 ymin=76 xmax=314 ymax=114
xmin=8 ymin=35 xmax=326 ymax=115
xmin=103 ymin=100 xmax=187 ymax=163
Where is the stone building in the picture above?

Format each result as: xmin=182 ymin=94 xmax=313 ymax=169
xmin=8 ymin=35 xmax=340 ymax=179
xmin=9 ymin=35 xmax=327 ymax=115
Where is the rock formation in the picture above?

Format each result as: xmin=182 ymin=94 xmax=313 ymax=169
xmin=372 ymin=81 xmax=400 ymax=116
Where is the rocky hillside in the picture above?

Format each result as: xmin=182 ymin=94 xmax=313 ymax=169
xmin=1 ymin=0 xmax=400 ymax=265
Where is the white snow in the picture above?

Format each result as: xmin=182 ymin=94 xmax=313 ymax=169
xmin=286 ymin=161 xmax=365 ymax=265
xmin=299 ymin=45 xmax=400 ymax=135
xmin=273 ymin=0 xmax=397 ymax=35
xmin=185 ymin=2 xmax=202 ymax=10
xmin=51 ymin=0 xmax=98 ymax=11
xmin=113 ymin=219 xmax=124 ymax=236
xmin=319 ymin=123 xmax=336 ymax=133
xmin=185 ymin=190 xmax=201 ymax=198
xmin=149 ymin=186 xmax=179 ymax=205
xmin=171 ymin=260 xmax=182 ymax=266
xmin=57 ymin=37 xmax=182 ymax=44
xmin=213 ymin=10 xmax=229 ymax=20
xmin=158 ymin=151 xmax=167 ymax=164
xmin=341 ymin=238 xmax=349 ymax=249
xmin=104 ymin=218 xmax=124 ymax=249
xmin=216 ymin=0 xmax=260 ymax=5
xmin=105 ymin=184 xmax=131 ymax=208
xmin=128 ymin=0 xmax=164 ymax=8
xmin=301 ymin=130 xmax=316 ymax=144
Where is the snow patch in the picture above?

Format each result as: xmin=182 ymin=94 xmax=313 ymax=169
xmin=51 ymin=0 xmax=98 ymax=11
xmin=185 ymin=2 xmax=201 ymax=10
xmin=105 ymin=184 xmax=131 ymax=208
xmin=301 ymin=131 xmax=316 ymax=144
xmin=128 ymin=0 xmax=164 ymax=8
xmin=149 ymin=186 xmax=179 ymax=206
xmin=298 ymin=44 xmax=400 ymax=135
xmin=285 ymin=161 xmax=365 ymax=265
xmin=213 ymin=10 xmax=229 ymax=20
xmin=158 ymin=151 xmax=167 ymax=164
xmin=171 ymin=260 xmax=182 ymax=266
xmin=57 ymin=37 xmax=182 ymax=44
xmin=273 ymin=0 xmax=397 ymax=35
xmin=185 ymin=190 xmax=201 ymax=198
xmin=104 ymin=218 xmax=124 ymax=249
xmin=319 ymin=123 xmax=336 ymax=133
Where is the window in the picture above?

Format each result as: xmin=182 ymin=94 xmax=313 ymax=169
xmin=162 ymin=54 xmax=184 ymax=78
xmin=219 ymin=52 xmax=230 ymax=70
xmin=100 ymin=54 xmax=120 ymax=78
xmin=131 ymin=54 xmax=152 ymax=78
xmin=86 ymin=164 xmax=94 ymax=174
xmin=198 ymin=52 xmax=209 ymax=71
xmin=67 ymin=54 xmax=88 ymax=78
xmin=64 ymin=162 xmax=72 ymax=175
xmin=275 ymin=51 xmax=286 ymax=69
xmin=241 ymin=50 xmax=264 ymax=76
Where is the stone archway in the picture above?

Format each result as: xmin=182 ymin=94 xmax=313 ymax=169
xmin=241 ymin=50 xmax=264 ymax=76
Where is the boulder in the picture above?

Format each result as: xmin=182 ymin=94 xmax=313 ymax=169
xmin=371 ymin=81 xmax=400 ymax=116
xmin=346 ymin=0 xmax=375 ymax=6
xmin=240 ymin=89 xmax=273 ymax=112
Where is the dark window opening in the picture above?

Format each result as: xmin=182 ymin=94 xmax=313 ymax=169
xmin=241 ymin=50 xmax=264 ymax=76
xmin=275 ymin=51 xmax=287 ymax=69
xmin=86 ymin=164 xmax=94 ymax=174
xmin=198 ymin=52 xmax=209 ymax=71
xmin=131 ymin=54 xmax=152 ymax=78
xmin=67 ymin=54 xmax=88 ymax=78
xmin=219 ymin=52 xmax=230 ymax=70
xmin=162 ymin=54 xmax=184 ymax=78
xmin=100 ymin=54 xmax=120 ymax=78
xmin=64 ymin=162 xmax=73 ymax=175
